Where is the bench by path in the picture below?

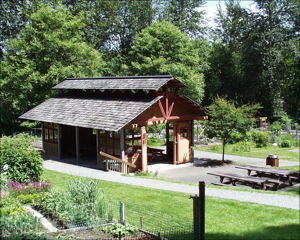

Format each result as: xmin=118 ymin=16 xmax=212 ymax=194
xmin=43 ymin=160 xmax=299 ymax=210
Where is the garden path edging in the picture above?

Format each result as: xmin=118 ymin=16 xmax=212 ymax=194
xmin=25 ymin=205 xmax=58 ymax=233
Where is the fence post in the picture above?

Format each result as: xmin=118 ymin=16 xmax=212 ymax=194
xmin=120 ymin=202 xmax=126 ymax=225
xmin=191 ymin=181 xmax=205 ymax=240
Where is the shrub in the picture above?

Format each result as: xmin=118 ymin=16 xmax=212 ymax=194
xmin=280 ymin=140 xmax=291 ymax=148
xmin=250 ymin=130 xmax=270 ymax=148
xmin=280 ymin=134 xmax=298 ymax=147
xmin=0 ymin=134 xmax=43 ymax=183
xmin=231 ymin=141 xmax=253 ymax=152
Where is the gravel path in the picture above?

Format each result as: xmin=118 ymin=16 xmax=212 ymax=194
xmin=43 ymin=160 xmax=299 ymax=210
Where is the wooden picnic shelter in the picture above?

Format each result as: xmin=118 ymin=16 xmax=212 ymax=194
xmin=20 ymin=75 xmax=207 ymax=173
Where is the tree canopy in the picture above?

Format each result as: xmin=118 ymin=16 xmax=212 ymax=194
xmin=130 ymin=21 xmax=207 ymax=104
xmin=205 ymin=98 xmax=260 ymax=161
xmin=0 ymin=2 xmax=105 ymax=134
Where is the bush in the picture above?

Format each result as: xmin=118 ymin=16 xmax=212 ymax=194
xmin=280 ymin=134 xmax=298 ymax=147
xmin=250 ymin=130 xmax=270 ymax=148
xmin=280 ymin=140 xmax=291 ymax=148
xmin=0 ymin=134 xmax=43 ymax=183
xmin=231 ymin=141 xmax=253 ymax=152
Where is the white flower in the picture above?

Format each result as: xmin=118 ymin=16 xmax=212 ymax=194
xmin=3 ymin=165 xmax=8 ymax=171
xmin=3 ymin=171 xmax=7 ymax=175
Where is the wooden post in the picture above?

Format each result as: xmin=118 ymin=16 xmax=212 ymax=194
xmin=96 ymin=130 xmax=99 ymax=168
xmin=41 ymin=122 xmax=45 ymax=150
xmin=120 ymin=129 xmax=125 ymax=173
xmin=166 ymin=123 xmax=169 ymax=157
xmin=191 ymin=181 xmax=205 ymax=240
xmin=58 ymin=124 xmax=61 ymax=160
xmin=75 ymin=126 xmax=79 ymax=164
xmin=191 ymin=120 xmax=195 ymax=161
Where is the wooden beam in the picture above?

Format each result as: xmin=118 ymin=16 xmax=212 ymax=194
xmin=99 ymin=151 xmax=136 ymax=168
xmin=75 ymin=126 xmax=79 ymax=165
xmin=158 ymin=99 xmax=167 ymax=118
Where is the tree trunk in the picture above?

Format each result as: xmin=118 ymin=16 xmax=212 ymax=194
xmin=222 ymin=140 xmax=226 ymax=163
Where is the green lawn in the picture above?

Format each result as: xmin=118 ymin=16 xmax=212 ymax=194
xmin=196 ymin=144 xmax=299 ymax=161
xmin=42 ymin=169 xmax=300 ymax=240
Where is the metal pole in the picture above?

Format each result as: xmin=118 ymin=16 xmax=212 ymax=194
xmin=120 ymin=202 xmax=126 ymax=225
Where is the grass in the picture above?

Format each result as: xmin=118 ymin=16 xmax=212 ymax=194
xmin=147 ymin=136 xmax=165 ymax=147
xmin=42 ymin=169 xmax=300 ymax=240
xmin=195 ymin=144 xmax=299 ymax=161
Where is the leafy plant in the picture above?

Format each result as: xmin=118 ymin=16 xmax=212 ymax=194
xmin=102 ymin=223 xmax=139 ymax=237
xmin=231 ymin=141 xmax=252 ymax=152
xmin=0 ymin=134 xmax=43 ymax=183
xmin=250 ymin=130 xmax=270 ymax=148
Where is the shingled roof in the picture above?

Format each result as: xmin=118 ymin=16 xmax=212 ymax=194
xmin=19 ymin=94 xmax=162 ymax=132
xmin=53 ymin=75 xmax=186 ymax=90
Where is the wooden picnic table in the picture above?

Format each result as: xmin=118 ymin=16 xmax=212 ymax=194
xmin=235 ymin=165 xmax=299 ymax=186
xmin=147 ymin=147 xmax=166 ymax=162
xmin=207 ymin=171 xmax=277 ymax=190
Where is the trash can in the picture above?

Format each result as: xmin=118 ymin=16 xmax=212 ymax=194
xmin=266 ymin=154 xmax=279 ymax=167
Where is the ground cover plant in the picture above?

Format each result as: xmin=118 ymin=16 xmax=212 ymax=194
xmin=43 ymin=169 xmax=300 ymax=240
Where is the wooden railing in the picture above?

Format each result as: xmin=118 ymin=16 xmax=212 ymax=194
xmin=99 ymin=151 xmax=136 ymax=174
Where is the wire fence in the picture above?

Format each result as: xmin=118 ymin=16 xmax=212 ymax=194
xmin=1 ymin=214 xmax=42 ymax=236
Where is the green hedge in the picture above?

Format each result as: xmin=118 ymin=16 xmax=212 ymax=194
xmin=0 ymin=134 xmax=43 ymax=183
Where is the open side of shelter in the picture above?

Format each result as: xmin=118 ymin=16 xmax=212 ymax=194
xmin=20 ymin=75 xmax=208 ymax=173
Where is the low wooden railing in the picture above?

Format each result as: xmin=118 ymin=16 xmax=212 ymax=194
xmin=99 ymin=151 xmax=136 ymax=174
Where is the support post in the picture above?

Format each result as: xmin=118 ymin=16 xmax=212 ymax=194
xmin=120 ymin=129 xmax=125 ymax=173
xmin=58 ymin=124 xmax=61 ymax=160
xmin=75 ymin=126 xmax=79 ymax=165
xmin=41 ymin=123 xmax=45 ymax=150
xmin=191 ymin=120 xmax=195 ymax=161
xmin=120 ymin=202 xmax=126 ymax=225
xmin=96 ymin=130 xmax=99 ymax=168
xmin=191 ymin=181 xmax=205 ymax=240
xmin=166 ymin=123 xmax=169 ymax=157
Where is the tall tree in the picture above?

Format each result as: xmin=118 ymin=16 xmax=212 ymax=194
xmin=156 ymin=0 xmax=206 ymax=38
xmin=0 ymin=3 xmax=106 ymax=134
xmin=129 ymin=21 xmax=208 ymax=103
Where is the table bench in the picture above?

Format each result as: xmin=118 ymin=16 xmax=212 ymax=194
xmin=147 ymin=147 xmax=166 ymax=162
xmin=207 ymin=171 xmax=278 ymax=190
xmin=235 ymin=165 xmax=299 ymax=186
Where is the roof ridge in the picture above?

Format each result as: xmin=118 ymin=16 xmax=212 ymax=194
xmin=65 ymin=75 xmax=173 ymax=80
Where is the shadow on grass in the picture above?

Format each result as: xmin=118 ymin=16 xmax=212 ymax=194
xmin=158 ymin=224 xmax=300 ymax=240
xmin=194 ymin=157 xmax=232 ymax=167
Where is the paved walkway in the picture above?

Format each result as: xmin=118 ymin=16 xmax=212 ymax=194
xmin=43 ymin=159 xmax=299 ymax=211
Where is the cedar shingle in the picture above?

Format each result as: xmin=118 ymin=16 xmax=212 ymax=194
xmin=19 ymin=95 xmax=162 ymax=132
xmin=53 ymin=75 xmax=186 ymax=90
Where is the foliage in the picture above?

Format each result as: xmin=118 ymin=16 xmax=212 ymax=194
xmin=156 ymin=0 xmax=206 ymax=38
xmin=38 ymin=178 xmax=114 ymax=226
xmin=209 ymin=0 xmax=299 ymax=121
xmin=101 ymin=223 xmax=139 ymax=237
xmin=271 ymin=121 xmax=283 ymax=136
xmin=231 ymin=141 xmax=253 ymax=153
xmin=7 ymin=180 xmax=52 ymax=196
xmin=0 ymin=134 xmax=43 ymax=183
xmin=43 ymin=169 xmax=300 ymax=240
xmin=67 ymin=178 xmax=100 ymax=205
xmin=0 ymin=2 xmax=106 ymax=134
xmin=250 ymin=130 xmax=270 ymax=148
xmin=147 ymin=136 xmax=165 ymax=147
xmin=280 ymin=140 xmax=291 ymax=148
xmin=205 ymin=98 xmax=260 ymax=161
xmin=129 ymin=21 xmax=206 ymax=104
